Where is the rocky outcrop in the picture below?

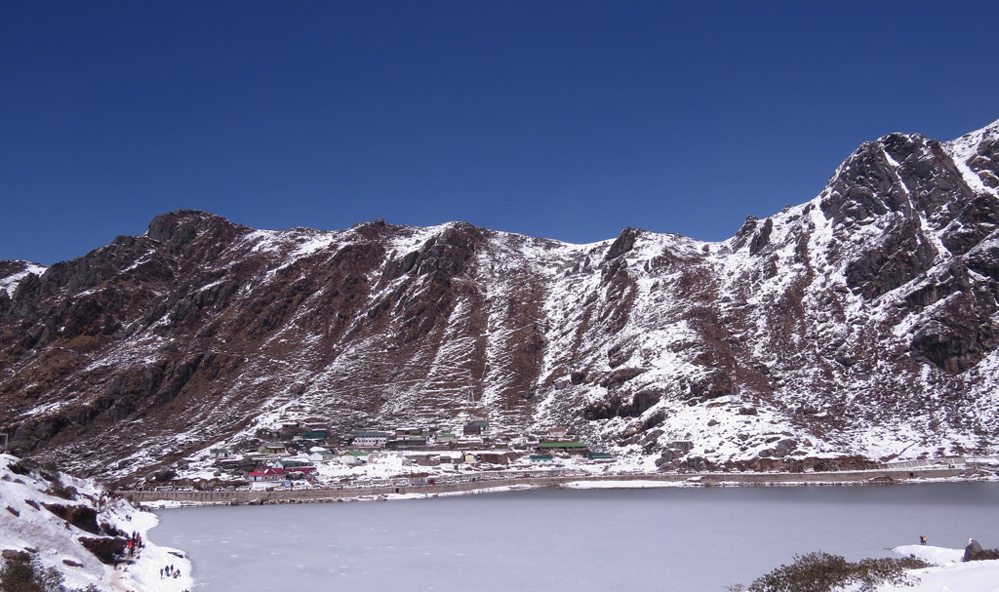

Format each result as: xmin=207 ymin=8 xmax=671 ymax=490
xmin=962 ymin=539 xmax=999 ymax=562
xmin=78 ymin=536 xmax=127 ymax=564
xmin=42 ymin=504 xmax=101 ymax=535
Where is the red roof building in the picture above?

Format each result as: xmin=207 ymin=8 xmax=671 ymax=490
xmin=248 ymin=467 xmax=285 ymax=481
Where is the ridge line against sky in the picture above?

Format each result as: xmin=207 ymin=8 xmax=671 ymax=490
xmin=2 ymin=1 xmax=998 ymax=265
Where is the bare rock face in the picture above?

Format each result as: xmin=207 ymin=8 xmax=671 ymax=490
xmin=78 ymin=536 xmax=127 ymax=564
xmin=42 ymin=504 xmax=101 ymax=535
xmin=910 ymin=307 xmax=999 ymax=372
xmin=2 ymin=121 xmax=999 ymax=480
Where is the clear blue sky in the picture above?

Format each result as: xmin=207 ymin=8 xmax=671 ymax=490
xmin=2 ymin=1 xmax=997 ymax=265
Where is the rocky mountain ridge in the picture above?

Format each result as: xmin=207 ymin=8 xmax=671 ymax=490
xmin=2 ymin=120 xmax=999 ymax=481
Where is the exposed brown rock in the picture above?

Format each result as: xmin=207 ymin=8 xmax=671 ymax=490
xmin=1 ymin=122 xmax=998 ymax=481
xmin=42 ymin=504 xmax=100 ymax=534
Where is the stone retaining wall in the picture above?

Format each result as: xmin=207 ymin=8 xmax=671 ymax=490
xmin=122 ymin=467 xmax=971 ymax=504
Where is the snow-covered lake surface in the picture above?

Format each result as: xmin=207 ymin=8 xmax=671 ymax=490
xmin=152 ymin=483 xmax=999 ymax=592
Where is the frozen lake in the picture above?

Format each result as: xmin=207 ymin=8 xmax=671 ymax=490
xmin=153 ymin=482 xmax=999 ymax=591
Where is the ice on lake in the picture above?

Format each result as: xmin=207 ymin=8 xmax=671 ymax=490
xmin=152 ymin=482 xmax=999 ymax=592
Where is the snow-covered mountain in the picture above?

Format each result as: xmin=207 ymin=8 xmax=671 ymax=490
xmin=2 ymin=120 xmax=999 ymax=481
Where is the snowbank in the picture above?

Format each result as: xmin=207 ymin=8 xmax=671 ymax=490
xmin=881 ymin=544 xmax=999 ymax=592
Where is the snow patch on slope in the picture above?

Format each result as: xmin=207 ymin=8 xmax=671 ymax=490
xmin=0 ymin=453 xmax=192 ymax=592
xmin=0 ymin=262 xmax=46 ymax=297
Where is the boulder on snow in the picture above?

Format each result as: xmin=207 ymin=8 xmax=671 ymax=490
xmin=78 ymin=536 xmax=127 ymax=564
xmin=963 ymin=538 xmax=999 ymax=561
xmin=2 ymin=549 xmax=32 ymax=561
xmin=964 ymin=539 xmax=984 ymax=561
xmin=146 ymin=469 xmax=176 ymax=482
xmin=42 ymin=504 xmax=101 ymax=534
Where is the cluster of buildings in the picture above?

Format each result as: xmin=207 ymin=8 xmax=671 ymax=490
xmin=204 ymin=413 xmax=615 ymax=488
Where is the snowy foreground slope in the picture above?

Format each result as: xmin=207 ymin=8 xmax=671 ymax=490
xmin=0 ymin=453 xmax=192 ymax=591
xmin=881 ymin=545 xmax=999 ymax=592
xmin=2 ymin=120 xmax=999 ymax=482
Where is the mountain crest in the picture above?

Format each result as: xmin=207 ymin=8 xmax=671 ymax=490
xmin=3 ymin=121 xmax=999 ymax=481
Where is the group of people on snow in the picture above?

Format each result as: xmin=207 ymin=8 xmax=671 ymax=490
xmin=161 ymin=564 xmax=182 ymax=579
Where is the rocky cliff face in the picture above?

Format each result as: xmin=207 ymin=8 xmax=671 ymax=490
xmin=2 ymin=120 xmax=999 ymax=480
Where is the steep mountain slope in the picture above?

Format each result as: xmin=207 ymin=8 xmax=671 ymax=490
xmin=2 ymin=120 xmax=999 ymax=480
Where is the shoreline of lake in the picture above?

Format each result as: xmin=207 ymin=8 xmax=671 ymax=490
xmin=125 ymin=465 xmax=998 ymax=508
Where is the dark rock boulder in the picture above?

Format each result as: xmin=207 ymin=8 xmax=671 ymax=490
xmin=910 ymin=311 xmax=999 ymax=373
xmin=604 ymin=227 xmax=641 ymax=261
xmin=599 ymin=367 xmax=647 ymax=390
xmin=382 ymin=250 xmax=420 ymax=281
xmin=42 ymin=504 xmax=100 ymax=534
xmin=844 ymin=228 xmax=938 ymax=300
xmin=821 ymin=141 xmax=909 ymax=225
xmin=968 ymin=130 xmax=999 ymax=188
xmin=78 ymin=536 xmax=127 ymax=564
xmin=749 ymin=217 xmax=774 ymax=255
xmin=689 ymin=369 xmax=732 ymax=399
xmin=2 ymin=549 xmax=32 ymax=562
xmin=943 ymin=195 xmax=999 ymax=256
xmin=415 ymin=223 xmax=483 ymax=278
xmin=774 ymin=438 xmax=798 ymax=457
xmin=963 ymin=539 xmax=999 ymax=561
xmin=964 ymin=539 xmax=984 ymax=561
xmin=147 ymin=210 xmax=242 ymax=257
xmin=147 ymin=469 xmax=176 ymax=482
xmin=583 ymin=389 xmax=661 ymax=420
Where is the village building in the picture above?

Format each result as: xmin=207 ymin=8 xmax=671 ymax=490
xmin=210 ymin=447 xmax=235 ymax=459
xmin=456 ymin=435 xmax=484 ymax=447
xmin=258 ymin=442 xmax=288 ymax=455
xmin=387 ymin=434 xmax=428 ymax=449
xmin=476 ymin=450 xmax=517 ymax=465
xmin=248 ymin=467 xmax=285 ymax=482
xmin=280 ymin=422 xmax=304 ymax=437
xmin=351 ymin=431 xmax=390 ymax=448
xmin=216 ymin=457 xmax=243 ymax=472
xmin=308 ymin=447 xmax=334 ymax=461
xmin=436 ymin=451 xmax=463 ymax=465
xmin=255 ymin=428 xmax=280 ymax=440
xmin=237 ymin=456 xmax=263 ymax=471
xmin=401 ymin=451 xmax=442 ymax=467
xmin=463 ymin=420 xmax=489 ymax=435
xmin=507 ymin=435 xmax=535 ymax=448
xmin=277 ymin=458 xmax=315 ymax=471
xmin=339 ymin=451 xmax=369 ymax=466
xmin=435 ymin=433 xmax=457 ymax=444
xmin=536 ymin=442 xmax=589 ymax=456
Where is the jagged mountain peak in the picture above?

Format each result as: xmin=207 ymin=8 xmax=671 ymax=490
xmin=146 ymin=208 xmax=245 ymax=245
